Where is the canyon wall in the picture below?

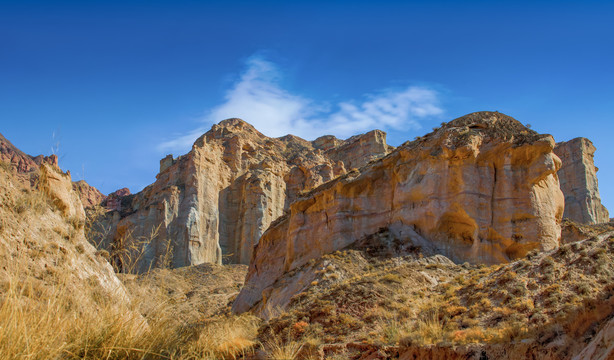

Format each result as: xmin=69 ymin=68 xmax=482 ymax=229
xmin=554 ymin=137 xmax=609 ymax=224
xmin=233 ymin=111 xmax=565 ymax=313
xmin=100 ymin=119 xmax=391 ymax=272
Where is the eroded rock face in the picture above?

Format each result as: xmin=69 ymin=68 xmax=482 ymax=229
xmin=73 ymin=180 xmax=107 ymax=208
xmin=554 ymin=137 xmax=609 ymax=224
xmin=100 ymin=119 xmax=391 ymax=272
xmin=0 ymin=132 xmax=38 ymax=173
xmin=39 ymin=163 xmax=86 ymax=219
xmin=233 ymin=111 xmax=565 ymax=313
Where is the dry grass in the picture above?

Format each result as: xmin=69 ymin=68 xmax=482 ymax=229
xmin=262 ymin=334 xmax=304 ymax=360
xmin=181 ymin=315 xmax=261 ymax=359
xmin=0 ymin=250 xmax=181 ymax=360
xmin=0 ymin=253 xmax=260 ymax=359
xmin=0 ymin=166 xmax=260 ymax=359
xmin=261 ymin=227 xmax=614 ymax=358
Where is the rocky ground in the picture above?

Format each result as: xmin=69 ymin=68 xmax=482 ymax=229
xmin=250 ymin=225 xmax=614 ymax=359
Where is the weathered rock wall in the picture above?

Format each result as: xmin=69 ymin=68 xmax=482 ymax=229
xmin=233 ymin=112 xmax=565 ymax=313
xmin=102 ymin=119 xmax=391 ymax=271
xmin=554 ymin=137 xmax=609 ymax=224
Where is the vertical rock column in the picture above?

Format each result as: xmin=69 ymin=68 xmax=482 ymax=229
xmin=554 ymin=138 xmax=609 ymax=224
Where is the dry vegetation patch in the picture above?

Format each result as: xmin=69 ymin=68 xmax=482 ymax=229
xmin=257 ymin=227 xmax=614 ymax=359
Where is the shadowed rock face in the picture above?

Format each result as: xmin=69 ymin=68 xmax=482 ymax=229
xmin=233 ymin=111 xmax=566 ymax=313
xmin=554 ymin=137 xmax=609 ymax=224
xmin=100 ymin=119 xmax=391 ymax=272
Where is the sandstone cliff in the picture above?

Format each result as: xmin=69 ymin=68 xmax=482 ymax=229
xmin=233 ymin=111 xmax=565 ymax=313
xmin=554 ymin=137 xmax=609 ymax=224
xmin=98 ymin=119 xmax=391 ymax=272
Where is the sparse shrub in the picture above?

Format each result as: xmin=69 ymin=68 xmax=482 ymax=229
xmin=380 ymin=273 xmax=402 ymax=284
xmin=498 ymin=270 xmax=517 ymax=284
xmin=460 ymin=317 xmax=480 ymax=328
xmin=510 ymin=298 xmax=534 ymax=313
xmin=498 ymin=320 xmax=529 ymax=342
xmin=530 ymin=312 xmax=548 ymax=325
xmin=185 ymin=315 xmax=260 ymax=359
xmin=541 ymin=256 xmax=556 ymax=268
xmin=558 ymin=244 xmax=572 ymax=256
xmin=444 ymin=305 xmax=467 ymax=317
xmin=262 ymin=334 xmax=304 ymax=360
xmin=478 ymin=297 xmax=492 ymax=310
xmin=75 ymin=243 xmax=85 ymax=254
xmin=95 ymin=249 xmax=110 ymax=260
xmin=450 ymin=327 xmax=487 ymax=344
xmin=575 ymin=282 xmax=592 ymax=296
xmin=406 ymin=309 xmax=448 ymax=345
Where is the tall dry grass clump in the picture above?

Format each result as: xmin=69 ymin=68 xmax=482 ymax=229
xmin=182 ymin=316 xmax=260 ymax=359
xmin=0 ymin=241 xmax=182 ymax=359
xmin=0 ymin=252 xmax=260 ymax=359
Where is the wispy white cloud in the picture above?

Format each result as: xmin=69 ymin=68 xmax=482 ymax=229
xmin=159 ymin=55 xmax=443 ymax=153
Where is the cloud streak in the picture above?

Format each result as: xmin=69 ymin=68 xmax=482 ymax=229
xmin=159 ymin=55 xmax=443 ymax=152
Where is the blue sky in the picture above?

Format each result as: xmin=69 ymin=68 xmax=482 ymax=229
xmin=1 ymin=0 xmax=613 ymax=212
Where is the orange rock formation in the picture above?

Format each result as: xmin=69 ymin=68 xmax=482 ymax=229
xmin=233 ymin=111 xmax=566 ymax=313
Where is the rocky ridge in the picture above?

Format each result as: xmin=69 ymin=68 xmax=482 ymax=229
xmin=96 ymin=119 xmax=391 ymax=272
xmin=1 ymin=131 xmax=106 ymax=209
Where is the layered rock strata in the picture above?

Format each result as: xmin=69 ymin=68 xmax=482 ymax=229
xmin=554 ymin=137 xmax=609 ymax=224
xmin=233 ymin=111 xmax=565 ymax=313
xmin=100 ymin=119 xmax=391 ymax=272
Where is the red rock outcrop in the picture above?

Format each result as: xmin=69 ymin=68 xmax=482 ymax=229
xmin=73 ymin=180 xmax=107 ymax=208
xmin=554 ymin=137 xmax=609 ymax=224
xmin=233 ymin=111 xmax=565 ymax=313
xmin=0 ymin=132 xmax=38 ymax=173
xmin=101 ymin=119 xmax=391 ymax=272
xmin=1 ymin=132 xmax=106 ymax=208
